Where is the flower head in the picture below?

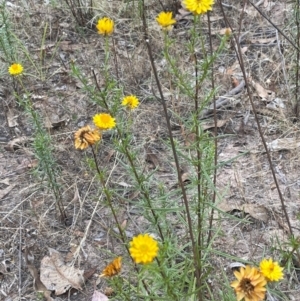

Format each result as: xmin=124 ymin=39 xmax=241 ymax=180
xmin=231 ymin=265 xmax=267 ymax=301
xmin=224 ymin=28 xmax=232 ymax=37
xmin=96 ymin=17 xmax=114 ymax=36
xmin=259 ymin=258 xmax=284 ymax=282
xmin=156 ymin=12 xmax=176 ymax=30
xmin=100 ymin=257 xmax=122 ymax=277
xmin=93 ymin=113 xmax=116 ymax=130
xmin=129 ymin=234 xmax=159 ymax=264
xmin=74 ymin=125 xmax=101 ymax=150
xmin=183 ymin=0 xmax=214 ymax=15
xmin=122 ymin=95 xmax=140 ymax=110
xmin=8 ymin=63 xmax=23 ymax=76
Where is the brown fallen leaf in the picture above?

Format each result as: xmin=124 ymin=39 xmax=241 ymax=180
xmin=44 ymin=114 xmax=67 ymax=129
xmin=250 ymin=37 xmax=276 ymax=44
xmin=184 ymin=132 xmax=196 ymax=146
xmin=6 ymin=109 xmax=19 ymax=127
xmin=4 ymin=136 xmax=31 ymax=151
xmin=202 ymin=119 xmax=228 ymax=131
xmin=241 ymin=204 xmax=269 ymax=222
xmin=16 ymin=158 xmax=38 ymax=174
xmin=104 ymin=149 xmax=115 ymax=163
xmin=127 ymin=190 xmax=140 ymax=201
xmin=83 ymin=266 xmax=97 ymax=280
xmin=146 ymin=152 xmax=160 ymax=169
xmin=120 ymin=219 xmax=127 ymax=230
xmin=65 ymin=245 xmax=78 ymax=262
xmin=0 ymin=184 xmax=16 ymax=200
xmin=104 ymin=287 xmax=114 ymax=296
xmin=218 ymin=201 xmax=269 ymax=222
xmin=28 ymin=264 xmax=53 ymax=301
xmin=181 ymin=172 xmax=191 ymax=184
xmin=24 ymin=247 xmax=53 ymax=301
xmin=250 ymin=79 xmax=275 ymax=102
xmin=267 ymin=138 xmax=300 ymax=151
xmin=231 ymin=76 xmax=240 ymax=88
xmin=40 ymin=248 xmax=84 ymax=295
xmin=92 ymin=290 xmax=109 ymax=301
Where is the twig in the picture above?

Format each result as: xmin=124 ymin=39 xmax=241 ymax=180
xmin=275 ymin=30 xmax=290 ymax=99
xmin=73 ymin=160 xmax=117 ymax=261
xmin=141 ymin=0 xmax=201 ymax=295
xmin=18 ymin=208 xmax=23 ymax=300
xmin=295 ymin=1 xmax=300 ymax=117
xmin=218 ymin=0 xmax=294 ymax=236
xmin=1 ymin=191 xmax=36 ymax=223
xmin=248 ymin=0 xmax=300 ymax=51
xmin=206 ymin=11 xmax=218 ymax=246
xmin=200 ymin=80 xmax=245 ymax=117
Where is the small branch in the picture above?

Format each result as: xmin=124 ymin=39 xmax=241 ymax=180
xmin=248 ymin=0 xmax=299 ymax=51
xmin=206 ymin=10 xmax=218 ymax=246
xmin=200 ymin=80 xmax=245 ymax=118
xmin=218 ymin=0 xmax=294 ymax=236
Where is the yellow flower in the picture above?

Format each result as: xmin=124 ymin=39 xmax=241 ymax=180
xmin=122 ymin=95 xmax=140 ymax=110
xmin=231 ymin=266 xmax=267 ymax=301
xmin=183 ymin=0 xmax=214 ymax=15
xmin=74 ymin=125 xmax=101 ymax=150
xmin=93 ymin=113 xmax=116 ymax=130
xmin=8 ymin=63 xmax=24 ymax=76
xmin=156 ymin=12 xmax=176 ymax=30
xmin=96 ymin=17 xmax=114 ymax=36
xmin=129 ymin=234 xmax=159 ymax=264
xmin=100 ymin=257 xmax=122 ymax=277
xmin=259 ymin=258 xmax=284 ymax=282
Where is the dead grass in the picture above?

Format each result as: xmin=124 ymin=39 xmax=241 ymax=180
xmin=0 ymin=0 xmax=300 ymax=300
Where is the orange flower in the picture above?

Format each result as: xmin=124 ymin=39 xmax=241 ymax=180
xmin=100 ymin=257 xmax=122 ymax=277
xmin=231 ymin=266 xmax=267 ymax=301
xmin=74 ymin=125 xmax=101 ymax=150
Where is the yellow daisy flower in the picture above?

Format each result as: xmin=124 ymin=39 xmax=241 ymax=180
xmin=100 ymin=257 xmax=122 ymax=278
xmin=183 ymin=0 xmax=214 ymax=15
xmin=96 ymin=17 xmax=114 ymax=36
xmin=231 ymin=265 xmax=267 ymax=301
xmin=93 ymin=113 xmax=116 ymax=130
xmin=8 ymin=63 xmax=24 ymax=76
xmin=122 ymin=95 xmax=140 ymax=110
xmin=129 ymin=234 xmax=159 ymax=264
xmin=156 ymin=12 xmax=176 ymax=30
xmin=74 ymin=125 xmax=101 ymax=150
xmin=259 ymin=258 xmax=284 ymax=282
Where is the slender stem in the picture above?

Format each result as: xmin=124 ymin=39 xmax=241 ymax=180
xmin=249 ymin=0 xmax=299 ymax=51
xmin=140 ymin=0 xmax=201 ymax=290
xmin=91 ymin=145 xmax=153 ymax=298
xmin=91 ymin=146 xmax=126 ymax=243
xmin=16 ymin=78 xmax=67 ymax=223
xmin=295 ymin=1 xmax=300 ymax=117
xmin=206 ymin=11 xmax=217 ymax=246
xmin=91 ymin=69 xmax=165 ymax=241
xmin=218 ymin=0 xmax=294 ymax=236
xmin=191 ymin=15 xmax=203 ymax=301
